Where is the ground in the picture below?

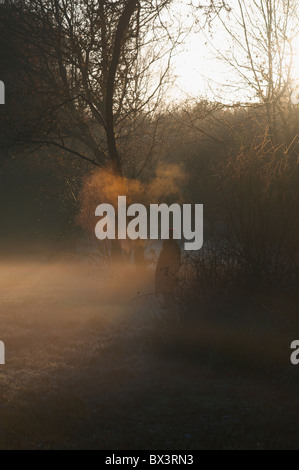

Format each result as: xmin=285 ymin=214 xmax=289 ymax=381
xmin=0 ymin=259 xmax=299 ymax=450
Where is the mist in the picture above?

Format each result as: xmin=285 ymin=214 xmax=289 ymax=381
xmin=0 ymin=0 xmax=299 ymax=451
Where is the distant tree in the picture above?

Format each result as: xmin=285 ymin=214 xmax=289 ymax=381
xmin=207 ymin=0 xmax=299 ymax=145
xmin=0 ymin=3 xmax=55 ymax=165
xmin=0 ymin=0 xmax=182 ymax=177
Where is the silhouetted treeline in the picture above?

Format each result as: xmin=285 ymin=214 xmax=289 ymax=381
xmin=0 ymin=0 xmax=298 ymax=294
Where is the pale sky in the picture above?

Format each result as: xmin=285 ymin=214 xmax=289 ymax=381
xmin=168 ymin=0 xmax=299 ymax=104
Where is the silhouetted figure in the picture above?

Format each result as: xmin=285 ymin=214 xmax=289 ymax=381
xmin=155 ymin=237 xmax=181 ymax=310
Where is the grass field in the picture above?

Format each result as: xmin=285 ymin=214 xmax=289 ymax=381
xmin=0 ymin=259 xmax=299 ymax=450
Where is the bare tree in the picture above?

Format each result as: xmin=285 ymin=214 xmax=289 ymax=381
xmin=1 ymin=0 xmax=182 ymax=177
xmin=202 ymin=0 xmax=299 ymax=144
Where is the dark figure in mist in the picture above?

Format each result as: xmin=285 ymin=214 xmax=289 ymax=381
xmin=155 ymin=237 xmax=181 ymax=309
